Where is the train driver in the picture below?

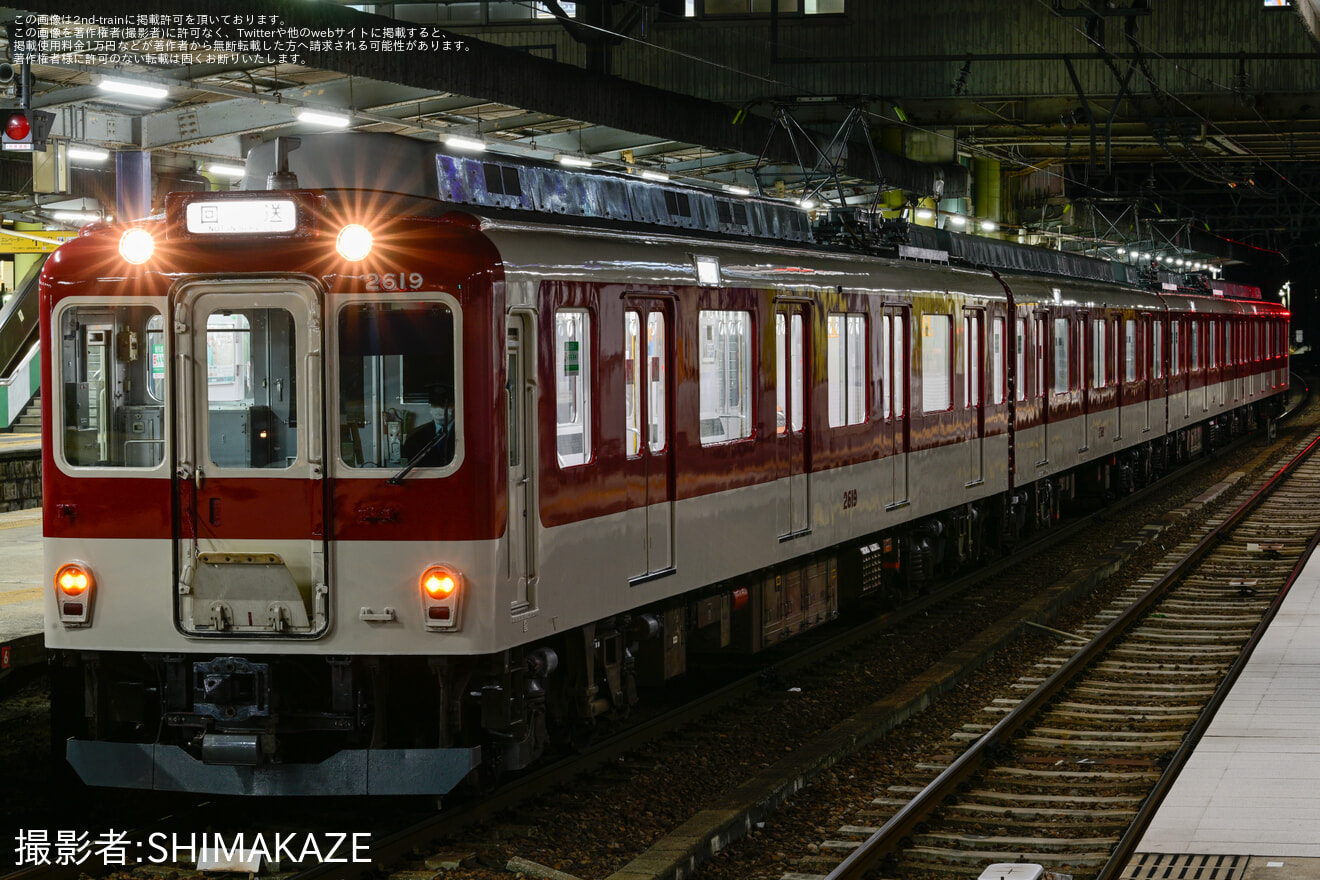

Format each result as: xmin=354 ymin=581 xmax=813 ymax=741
xmin=401 ymin=384 xmax=456 ymax=467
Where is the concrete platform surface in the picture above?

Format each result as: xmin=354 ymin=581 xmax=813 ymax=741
xmin=0 ymin=506 xmax=42 ymax=643
xmin=1136 ymin=542 xmax=1320 ymax=859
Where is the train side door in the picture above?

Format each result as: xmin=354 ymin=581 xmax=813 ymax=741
xmin=884 ymin=306 xmax=909 ymax=507
xmin=1140 ymin=314 xmax=1153 ymax=433
xmin=172 ymin=279 xmax=327 ymax=636
xmin=1078 ymin=313 xmax=1091 ymax=454
xmin=507 ymin=313 xmax=537 ymax=609
xmin=625 ymin=299 xmax=674 ymax=579
xmin=776 ymin=303 xmax=810 ymax=536
xmin=964 ymin=308 xmax=984 ymax=485
xmin=1036 ymin=312 xmax=1051 ymax=467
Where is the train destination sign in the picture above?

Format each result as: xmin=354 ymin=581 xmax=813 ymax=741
xmin=185 ymin=198 xmax=299 ymax=235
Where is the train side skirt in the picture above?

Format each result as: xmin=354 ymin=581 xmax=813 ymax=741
xmin=65 ymin=739 xmax=482 ymax=795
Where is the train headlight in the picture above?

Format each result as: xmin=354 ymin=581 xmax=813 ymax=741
xmin=420 ymin=564 xmax=462 ymax=631
xmin=55 ymin=561 xmax=95 ymax=627
xmin=119 ymin=228 xmax=155 ymax=264
xmin=336 ymin=224 xmax=373 ymax=261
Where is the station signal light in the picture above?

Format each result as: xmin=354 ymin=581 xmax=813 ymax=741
xmin=3 ymin=111 xmax=31 ymax=151
xmin=1 ymin=109 xmax=54 ymax=152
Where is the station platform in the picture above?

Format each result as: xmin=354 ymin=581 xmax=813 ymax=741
xmin=0 ymin=431 xmax=42 ymax=678
xmin=1130 ymin=536 xmax=1320 ymax=877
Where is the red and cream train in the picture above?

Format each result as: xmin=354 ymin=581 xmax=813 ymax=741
xmin=41 ymin=133 xmax=1289 ymax=794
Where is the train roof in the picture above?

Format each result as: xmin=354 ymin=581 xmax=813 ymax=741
xmin=242 ymin=133 xmax=1267 ymax=305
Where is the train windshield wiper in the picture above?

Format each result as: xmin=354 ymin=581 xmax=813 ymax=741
xmin=387 ymin=429 xmax=447 ymax=485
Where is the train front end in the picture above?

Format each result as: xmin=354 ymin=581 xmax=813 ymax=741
xmin=42 ymin=189 xmax=509 ymax=795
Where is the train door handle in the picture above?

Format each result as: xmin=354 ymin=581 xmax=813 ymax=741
xmin=195 ymin=467 xmax=205 ymax=490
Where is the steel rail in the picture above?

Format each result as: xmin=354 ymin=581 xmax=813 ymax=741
xmin=825 ymin=428 xmax=1320 ymax=880
xmin=1094 ymin=498 xmax=1320 ymax=880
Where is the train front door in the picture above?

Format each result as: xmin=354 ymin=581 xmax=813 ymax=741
xmin=507 ymin=313 xmax=537 ymax=609
xmin=776 ymin=303 xmax=810 ymax=537
xmin=625 ymin=298 xmax=674 ymax=580
xmin=171 ymin=279 xmax=328 ymax=636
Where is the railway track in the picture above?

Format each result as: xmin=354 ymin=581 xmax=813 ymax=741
xmin=3 ymin=394 xmax=1308 ymax=880
xmin=820 ymin=428 xmax=1320 ymax=880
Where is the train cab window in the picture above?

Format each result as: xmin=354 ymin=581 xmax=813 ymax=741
xmin=555 ymin=309 xmax=592 ymax=466
xmin=146 ymin=314 xmax=166 ymax=401
xmin=827 ymin=313 xmax=866 ymax=427
xmin=699 ymin=310 xmax=752 ymax=444
xmin=1053 ymin=317 xmax=1070 ymax=395
xmin=338 ymin=301 xmax=457 ymax=470
xmin=58 ymin=304 xmax=166 ymax=469
xmin=921 ymin=314 xmax=952 ymax=413
xmin=1015 ymin=318 xmax=1026 ymax=402
xmin=1125 ymin=319 xmax=1137 ymax=383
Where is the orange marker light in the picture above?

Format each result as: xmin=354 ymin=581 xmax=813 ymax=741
xmin=56 ymin=562 xmax=94 ymax=596
xmin=421 ymin=565 xmax=459 ymax=598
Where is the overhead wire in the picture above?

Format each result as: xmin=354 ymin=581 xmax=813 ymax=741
xmin=1030 ymin=0 xmax=1320 ymax=221
xmin=510 ymin=0 xmax=1282 ymax=246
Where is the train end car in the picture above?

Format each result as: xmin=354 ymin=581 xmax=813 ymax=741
xmin=41 ymin=133 xmax=1291 ymax=796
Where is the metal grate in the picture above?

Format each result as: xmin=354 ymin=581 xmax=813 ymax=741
xmin=1121 ymin=853 xmax=1245 ymax=880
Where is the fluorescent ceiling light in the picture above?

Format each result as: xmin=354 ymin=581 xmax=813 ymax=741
xmin=53 ymin=211 xmax=103 ymax=223
xmin=556 ymin=154 xmax=592 ymax=167
xmin=949 ymin=215 xmax=967 ymax=228
xmin=980 ymin=220 xmax=997 ymax=232
xmin=640 ymin=170 xmax=669 ymax=182
xmin=446 ymin=136 xmax=487 ymax=152
xmin=208 ymin=163 xmax=247 ymax=178
xmin=915 ymin=209 xmax=934 ymax=221
xmin=296 ymin=108 xmax=351 ymax=127
xmin=67 ymin=146 xmax=109 ymax=162
xmin=99 ymin=77 xmax=168 ymax=99
xmin=723 ymin=185 xmax=751 ymax=196
xmin=799 ymin=198 xmax=816 ymax=210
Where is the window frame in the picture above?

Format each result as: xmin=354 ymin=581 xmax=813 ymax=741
xmin=698 ymin=309 xmax=755 ymax=445
xmin=334 ymin=294 xmax=465 ymax=476
xmin=921 ymin=313 xmax=953 ymax=414
xmin=554 ymin=307 xmax=594 ymax=468
xmin=826 ymin=311 xmax=868 ymax=427
xmin=51 ymin=296 xmax=171 ymax=478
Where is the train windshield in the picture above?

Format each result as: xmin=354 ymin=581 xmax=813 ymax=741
xmin=337 ymin=301 xmax=458 ymax=471
xmin=58 ymin=304 xmax=166 ymax=469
